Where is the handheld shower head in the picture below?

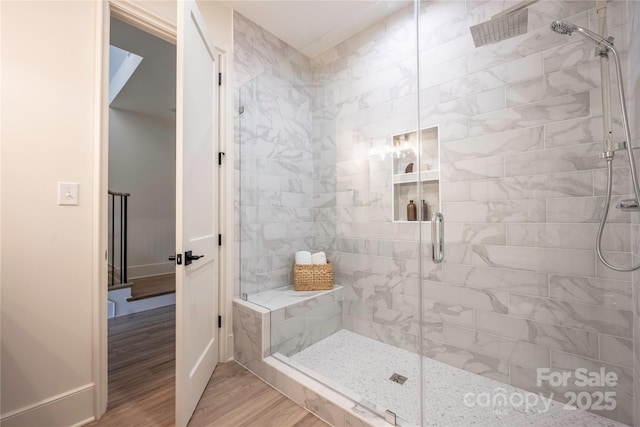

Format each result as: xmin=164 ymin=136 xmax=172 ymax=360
xmin=550 ymin=20 xmax=576 ymax=35
xmin=550 ymin=20 xmax=612 ymax=48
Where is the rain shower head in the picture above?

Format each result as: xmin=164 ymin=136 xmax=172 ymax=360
xmin=470 ymin=9 xmax=528 ymax=47
xmin=470 ymin=0 xmax=539 ymax=48
xmin=550 ymin=20 xmax=613 ymax=47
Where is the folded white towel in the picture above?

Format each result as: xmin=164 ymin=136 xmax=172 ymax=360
xmin=295 ymin=251 xmax=312 ymax=265
xmin=311 ymin=252 xmax=327 ymax=265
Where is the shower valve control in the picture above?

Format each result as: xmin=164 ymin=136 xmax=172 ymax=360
xmin=617 ymin=199 xmax=640 ymax=212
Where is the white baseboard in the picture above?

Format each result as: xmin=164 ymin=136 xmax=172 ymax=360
xmin=227 ymin=333 xmax=234 ymax=362
xmin=107 ymin=299 xmax=116 ymax=318
xmin=128 ymin=262 xmax=174 ymax=279
xmin=71 ymin=417 xmax=95 ymax=427
xmin=0 ymin=384 xmax=94 ymax=427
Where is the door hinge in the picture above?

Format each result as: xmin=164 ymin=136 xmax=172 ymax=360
xmin=218 ymin=234 xmax=222 ymax=246
xmin=239 ymin=106 xmax=245 ymax=114
xmin=218 ymin=315 xmax=222 ymax=328
xmin=218 ymin=72 xmax=222 ymax=86
xmin=218 ymin=151 xmax=225 ymax=165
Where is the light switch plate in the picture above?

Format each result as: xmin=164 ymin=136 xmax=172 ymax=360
xmin=58 ymin=182 xmax=79 ymax=206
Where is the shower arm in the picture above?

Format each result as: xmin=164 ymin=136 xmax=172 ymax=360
xmin=492 ymin=0 xmax=539 ymax=19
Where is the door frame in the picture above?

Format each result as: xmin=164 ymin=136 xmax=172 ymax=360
xmin=92 ymin=0 xmax=231 ymax=419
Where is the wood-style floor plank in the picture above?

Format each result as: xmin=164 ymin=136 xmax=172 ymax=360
xmin=87 ymin=305 xmax=328 ymax=427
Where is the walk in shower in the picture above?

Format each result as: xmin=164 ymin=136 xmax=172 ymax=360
xmin=234 ymin=0 xmax=640 ymax=425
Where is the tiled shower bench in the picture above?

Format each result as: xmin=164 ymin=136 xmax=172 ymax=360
xmin=233 ymin=285 xmax=391 ymax=427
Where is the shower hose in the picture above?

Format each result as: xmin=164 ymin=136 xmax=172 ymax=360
xmin=596 ymin=44 xmax=640 ymax=271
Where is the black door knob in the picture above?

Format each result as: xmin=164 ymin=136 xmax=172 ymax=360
xmin=184 ymin=250 xmax=204 ymax=266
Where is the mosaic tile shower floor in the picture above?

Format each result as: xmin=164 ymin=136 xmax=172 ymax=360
xmin=288 ymin=330 xmax=625 ymax=427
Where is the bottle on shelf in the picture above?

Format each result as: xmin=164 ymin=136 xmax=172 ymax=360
xmin=421 ymin=200 xmax=429 ymax=221
xmin=407 ymin=200 xmax=417 ymax=221
xmin=405 ymin=162 xmax=414 ymax=173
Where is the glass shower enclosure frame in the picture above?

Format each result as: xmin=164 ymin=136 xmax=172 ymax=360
xmin=236 ymin=0 xmax=639 ymax=425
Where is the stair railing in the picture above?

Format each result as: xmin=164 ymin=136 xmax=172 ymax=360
xmin=108 ymin=190 xmax=130 ymax=287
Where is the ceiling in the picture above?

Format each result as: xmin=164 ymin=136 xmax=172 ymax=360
xmin=107 ymin=1 xmax=409 ymax=117
xmin=223 ymin=0 xmax=411 ymax=57
xmin=110 ymin=18 xmax=176 ymax=120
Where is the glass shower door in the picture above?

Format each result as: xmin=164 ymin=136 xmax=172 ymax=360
xmin=235 ymin=4 xmax=428 ymax=425
xmin=270 ymin=5 xmax=427 ymax=423
xmin=418 ymin=0 xmax=636 ymax=425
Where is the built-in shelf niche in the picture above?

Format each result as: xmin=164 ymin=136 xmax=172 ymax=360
xmin=391 ymin=126 xmax=440 ymax=222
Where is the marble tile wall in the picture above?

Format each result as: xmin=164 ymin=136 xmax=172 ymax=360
xmin=234 ymin=12 xmax=315 ymax=296
xmin=270 ymin=287 xmax=344 ymax=357
xmin=233 ymin=300 xmax=273 ymax=380
xmin=311 ymin=0 xmax=636 ymax=424
xmin=628 ymin=1 xmax=640 ymax=425
xmin=234 ymin=1 xmax=638 ymax=424
xmin=241 ymin=285 xmax=345 ymax=358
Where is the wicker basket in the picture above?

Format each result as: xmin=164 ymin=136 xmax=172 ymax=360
xmin=293 ymin=261 xmax=333 ymax=291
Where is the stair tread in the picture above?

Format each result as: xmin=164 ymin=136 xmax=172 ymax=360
xmin=127 ymin=273 xmax=175 ymax=301
xmin=127 ymin=290 xmax=175 ymax=302
xmin=109 ymin=282 xmax=135 ymax=291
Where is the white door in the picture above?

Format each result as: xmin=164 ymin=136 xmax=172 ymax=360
xmin=175 ymin=1 xmax=219 ymax=426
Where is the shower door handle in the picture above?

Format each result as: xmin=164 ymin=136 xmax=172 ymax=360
xmin=431 ymin=212 xmax=444 ymax=264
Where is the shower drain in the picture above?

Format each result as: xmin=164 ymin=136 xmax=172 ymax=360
xmin=389 ymin=373 xmax=408 ymax=384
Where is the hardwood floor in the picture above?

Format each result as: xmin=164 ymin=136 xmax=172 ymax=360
xmin=88 ymin=305 xmax=327 ymax=427
xmin=190 ymin=362 xmax=328 ymax=427
xmin=128 ymin=273 xmax=176 ymax=301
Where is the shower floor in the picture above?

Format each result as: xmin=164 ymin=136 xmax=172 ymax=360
xmin=287 ymin=330 xmax=625 ymax=427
